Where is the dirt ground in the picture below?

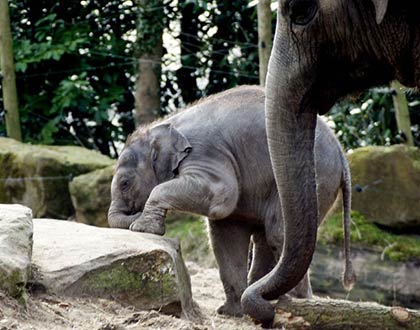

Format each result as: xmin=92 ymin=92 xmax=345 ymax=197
xmin=0 ymin=262 xmax=262 ymax=330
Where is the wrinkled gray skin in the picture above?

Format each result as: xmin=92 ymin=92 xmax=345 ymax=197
xmin=242 ymin=0 xmax=420 ymax=325
xmin=108 ymin=85 xmax=355 ymax=317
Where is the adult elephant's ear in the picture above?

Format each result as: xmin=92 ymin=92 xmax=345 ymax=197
xmin=371 ymin=0 xmax=388 ymax=24
xmin=150 ymin=124 xmax=192 ymax=182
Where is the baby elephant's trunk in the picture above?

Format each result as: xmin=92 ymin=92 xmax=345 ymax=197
xmin=108 ymin=200 xmax=141 ymax=229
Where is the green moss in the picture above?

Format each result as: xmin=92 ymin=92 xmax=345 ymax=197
xmin=166 ymin=214 xmax=206 ymax=239
xmin=77 ymin=253 xmax=177 ymax=301
xmin=166 ymin=214 xmax=214 ymax=267
xmin=319 ymin=211 xmax=420 ymax=262
xmin=0 ymin=267 xmax=26 ymax=302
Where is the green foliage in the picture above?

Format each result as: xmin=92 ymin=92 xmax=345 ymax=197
xmin=162 ymin=0 xmax=261 ymax=110
xmin=0 ymin=0 xmax=137 ymax=155
xmin=13 ymin=14 xmax=88 ymax=72
xmin=319 ymin=211 xmax=420 ymax=262
xmin=328 ymin=88 xmax=420 ymax=150
xmin=4 ymin=0 xmax=419 ymax=154
xmin=0 ymin=0 xmax=264 ymax=155
xmin=136 ymin=0 xmax=167 ymax=55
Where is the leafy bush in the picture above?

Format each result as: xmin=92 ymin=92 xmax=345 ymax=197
xmin=327 ymin=88 xmax=420 ymax=150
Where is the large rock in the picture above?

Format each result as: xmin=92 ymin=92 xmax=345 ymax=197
xmin=30 ymin=219 xmax=200 ymax=319
xmin=348 ymin=145 xmax=420 ymax=228
xmin=0 ymin=204 xmax=33 ymax=299
xmin=69 ymin=165 xmax=114 ymax=227
xmin=311 ymin=245 xmax=420 ymax=309
xmin=0 ymin=138 xmax=115 ymax=219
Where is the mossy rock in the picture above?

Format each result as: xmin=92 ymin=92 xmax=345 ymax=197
xmin=348 ymin=145 xmax=420 ymax=228
xmin=0 ymin=138 xmax=115 ymax=219
xmin=30 ymin=219 xmax=199 ymax=318
xmin=69 ymin=165 xmax=115 ymax=227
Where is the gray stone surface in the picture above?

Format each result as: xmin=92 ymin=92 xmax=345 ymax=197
xmin=69 ymin=165 xmax=114 ymax=227
xmin=0 ymin=204 xmax=33 ymax=299
xmin=312 ymin=245 xmax=420 ymax=308
xmin=0 ymin=137 xmax=115 ymax=219
xmin=30 ymin=219 xmax=200 ymax=319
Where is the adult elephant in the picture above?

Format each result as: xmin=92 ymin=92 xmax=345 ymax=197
xmin=242 ymin=0 xmax=420 ymax=325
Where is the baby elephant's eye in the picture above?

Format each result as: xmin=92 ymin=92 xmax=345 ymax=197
xmin=119 ymin=179 xmax=130 ymax=192
xmin=289 ymin=0 xmax=318 ymax=26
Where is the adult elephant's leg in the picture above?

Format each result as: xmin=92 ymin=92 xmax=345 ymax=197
xmin=208 ymin=218 xmax=252 ymax=317
xmin=248 ymin=230 xmax=276 ymax=285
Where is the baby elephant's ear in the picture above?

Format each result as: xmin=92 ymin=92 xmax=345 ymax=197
xmin=371 ymin=0 xmax=388 ymax=24
xmin=150 ymin=124 xmax=192 ymax=181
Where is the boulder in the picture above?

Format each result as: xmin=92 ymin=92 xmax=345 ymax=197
xmin=348 ymin=145 xmax=420 ymax=228
xmin=69 ymin=165 xmax=114 ymax=227
xmin=30 ymin=219 xmax=200 ymax=319
xmin=0 ymin=204 xmax=33 ymax=300
xmin=0 ymin=138 xmax=115 ymax=219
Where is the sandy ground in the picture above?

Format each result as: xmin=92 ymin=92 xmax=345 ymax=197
xmin=0 ymin=262 xmax=262 ymax=330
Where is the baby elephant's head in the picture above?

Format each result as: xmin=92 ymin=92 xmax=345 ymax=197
xmin=107 ymin=124 xmax=191 ymax=230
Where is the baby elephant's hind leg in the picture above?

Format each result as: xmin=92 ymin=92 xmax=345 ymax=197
xmin=248 ymin=230 xmax=276 ymax=285
xmin=289 ymin=272 xmax=313 ymax=298
xmin=265 ymin=216 xmax=313 ymax=299
xmin=208 ymin=218 xmax=252 ymax=317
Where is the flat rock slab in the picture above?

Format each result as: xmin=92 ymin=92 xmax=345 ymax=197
xmin=30 ymin=219 xmax=200 ymax=319
xmin=0 ymin=204 xmax=33 ymax=299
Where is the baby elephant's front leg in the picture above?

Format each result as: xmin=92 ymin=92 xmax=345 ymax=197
xmin=129 ymin=176 xmax=237 ymax=235
xmin=208 ymin=219 xmax=252 ymax=317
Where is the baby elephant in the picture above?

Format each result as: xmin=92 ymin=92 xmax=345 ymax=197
xmin=108 ymin=85 xmax=356 ymax=317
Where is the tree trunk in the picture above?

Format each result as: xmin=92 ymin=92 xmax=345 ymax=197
xmin=0 ymin=0 xmax=22 ymax=141
xmin=134 ymin=0 xmax=164 ymax=127
xmin=177 ymin=2 xmax=203 ymax=105
xmin=135 ymin=52 xmax=162 ymax=126
xmin=391 ymin=81 xmax=414 ymax=146
xmin=257 ymin=0 xmax=272 ymax=86
xmin=273 ymin=297 xmax=420 ymax=330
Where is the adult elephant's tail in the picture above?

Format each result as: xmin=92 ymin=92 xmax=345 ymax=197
xmin=340 ymin=150 xmax=357 ymax=290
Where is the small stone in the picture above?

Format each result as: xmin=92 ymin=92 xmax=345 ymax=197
xmin=58 ymin=302 xmax=70 ymax=309
xmin=390 ymin=307 xmax=410 ymax=323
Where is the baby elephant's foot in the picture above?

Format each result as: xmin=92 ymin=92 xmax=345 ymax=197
xmin=129 ymin=215 xmax=165 ymax=236
xmin=217 ymin=302 xmax=243 ymax=317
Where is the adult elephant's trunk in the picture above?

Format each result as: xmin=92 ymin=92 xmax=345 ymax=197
xmin=241 ymin=33 xmax=318 ymax=325
xmin=108 ymin=200 xmax=142 ymax=229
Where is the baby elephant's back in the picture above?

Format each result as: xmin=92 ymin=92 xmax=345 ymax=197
xmin=314 ymin=118 xmax=345 ymax=222
xmin=168 ymin=85 xmax=266 ymax=139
